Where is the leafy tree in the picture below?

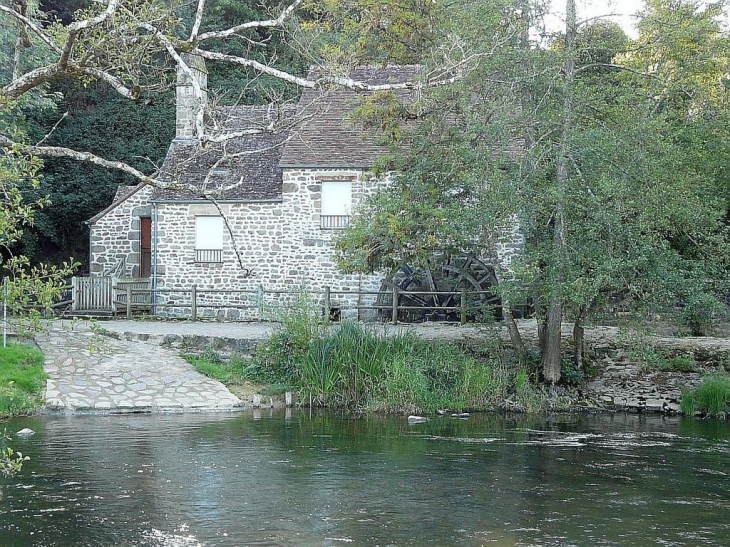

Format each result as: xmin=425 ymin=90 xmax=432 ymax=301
xmin=338 ymin=0 xmax=730 ymax=382
xmin=1 ymin=97 xmax=76 ymax=330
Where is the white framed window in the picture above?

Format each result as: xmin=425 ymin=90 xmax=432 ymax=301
xmin=321 ymin=180 xmax=352 ymax=229
xmin=195 ymin=216 xmax=224 ymax=262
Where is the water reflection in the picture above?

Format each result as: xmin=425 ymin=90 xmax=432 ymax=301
xmin=0 ymin=412 xmax=729 ymax=546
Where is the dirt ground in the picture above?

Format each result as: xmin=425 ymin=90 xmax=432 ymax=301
xmin=390 ymin=318 xmax=730 ymax=354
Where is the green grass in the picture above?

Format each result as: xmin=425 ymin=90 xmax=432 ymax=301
xmin=622 ymin=335 xmax=698 ymax=372
xmin=247 ymin=308 xmax=551 ymax=413
xmin=184 ymin=352 xmax=249 ymax=385
xmin=681 ymin=374 xmax=730 ymax=417
xmin=0 ymin=343 xmax=46 ymax=418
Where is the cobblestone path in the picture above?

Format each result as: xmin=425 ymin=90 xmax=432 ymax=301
xmin=34 ymin=321 xmax=242 ymax=413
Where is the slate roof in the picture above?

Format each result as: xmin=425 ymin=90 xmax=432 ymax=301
xmin=91 ymin=66 xmax=421 ymax=213
xmin=279 ymin=65 xmax=422 ymax=168
xmin=150 ymin=105 xmax=293 ymax=202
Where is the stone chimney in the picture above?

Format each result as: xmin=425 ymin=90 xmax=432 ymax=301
xmin=175 ymin=53 xmax=208 ymax=140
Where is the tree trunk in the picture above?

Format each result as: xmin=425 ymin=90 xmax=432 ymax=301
xmin=482 ymin=242 xmax=525 ymax=359
xmin=534 ymin=278 xmax=547 ymax=352
xmin=573 ymin=306 xmax=587 ymax=369
xmin=503 ymin=297 xmax=526 ymax=361
xmin=541 ymin=292 xmax=563 ymax=383
xmin=515 ymin=0 xmax=543 ymax=361
xmin=540 ymin=0 xmax=576 ymax=384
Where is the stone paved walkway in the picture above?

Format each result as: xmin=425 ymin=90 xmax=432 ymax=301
xmin=35 ymin=321 xmax=242 ymax=413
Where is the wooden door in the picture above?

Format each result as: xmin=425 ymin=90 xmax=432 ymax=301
xmin=140 ymin=217 xmax=152 ymax=278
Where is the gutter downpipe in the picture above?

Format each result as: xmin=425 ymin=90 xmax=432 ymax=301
xmin=152 ymin=202 xmax=158 ymax=316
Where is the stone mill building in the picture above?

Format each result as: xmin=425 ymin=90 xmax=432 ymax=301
xmin=87 ymin=60 xmax=424 ymax=319
xmin=87 ymin=59 xmax=523 ymax=320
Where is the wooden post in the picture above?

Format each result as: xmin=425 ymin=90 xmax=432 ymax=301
xmin=191 ymin=284 xmax=197 ymax=321
xmin=323 ymin=285 xmax=331 ymax=322
xmin=391 ymin=285 xmax=399 ymax=324
xmin=257 ymin=284 xmax=264 ymax=321
xmin=111 ymin=277 xmax=118 ymax=313
xmin=126 ymin=285 xmax=132 ymax=319
xmin=460 ymin=287 xmax=467 ymax=325
xmin=285 ymin=391 xmax=292 ymax=407
xmin=71 ymin=276 xmax=78 ymax=311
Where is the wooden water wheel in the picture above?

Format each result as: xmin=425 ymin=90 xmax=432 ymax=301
xmin=376 ymin=254 xmax=502 ymax=322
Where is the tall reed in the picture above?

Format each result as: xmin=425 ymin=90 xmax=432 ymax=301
xmin=681 ymin=374 xmax=730 ymax=417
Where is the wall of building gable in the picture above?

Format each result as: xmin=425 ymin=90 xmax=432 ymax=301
xmin=89 ymin=186 xmax=155 ymax=278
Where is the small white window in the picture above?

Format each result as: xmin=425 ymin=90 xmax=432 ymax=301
xmin=195 ymin=216 xmax=224 ymax=262
xmin=321 ymin=180 xmax=352 ymax=229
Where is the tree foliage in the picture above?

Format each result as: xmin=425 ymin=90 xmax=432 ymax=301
xmin=0 ymin=97 xmax=76 ymax=328
xmin=0 ymin=0 xmax=728 ymax=384
xmin=338 ymin=0 xmax=730 ymax=381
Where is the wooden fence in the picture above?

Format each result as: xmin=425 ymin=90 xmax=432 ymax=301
xmin=71 ymin=277 xmax=151 ymax=314
xmin=96 ymin=282 xmax=498 ymax=324
xmin=71 ymin=276 xmax=115 ymax=312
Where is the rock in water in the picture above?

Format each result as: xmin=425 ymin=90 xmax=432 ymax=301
xmin=15 ymin=428 xmax=35 ymax=437
xmin=407 ymin=415 xmax=428 ymax=424
xmin=451 ymin=413 xmax=470 ymax=419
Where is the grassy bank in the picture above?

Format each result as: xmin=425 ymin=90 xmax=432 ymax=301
xmin=189 ymin=306 xmax=559 ymax=413
xmin=681 ymin=374 xmax=730 ymax=417
xmin=0 ymin=343 xmax=46 ymax=418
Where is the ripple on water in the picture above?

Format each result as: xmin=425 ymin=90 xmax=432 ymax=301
xmin=2 ymin=412 xmax=730 ymax=547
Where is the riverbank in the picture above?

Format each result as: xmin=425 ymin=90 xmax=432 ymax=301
xmin=96 ymin=318 xmax=730 ymax=416
xmin=2 ymin=318 xmax=723 ymax=416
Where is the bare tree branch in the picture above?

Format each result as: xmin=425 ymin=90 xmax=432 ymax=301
xmin=196 ymin=0 xmax=306 ymax=42
xmin=59 ymin=0 xmax=121 ymax=67
xmin=133 ymin=20 xmax=206 ymax=139
xmin=1 ymin=0 xmax=127 ymax=98
xmin=190 ymin=0 xmax=206 ymax=43
xmin=0 ymin=4 xmax=62 ymax=54
xmin=79 ymin=67 xmax=137 ymax=99
xmin=3 ymin=63 xmax=65 ymax=98
xmin=67 ymin=0 xmax=121 ymax=33
xmin=35 ymin=112 xmax=68 ymax=146
xmin=0 ymin=134 xmax=158 ymax=185
xmin=575 ymin=62 xmax=663 ymax=80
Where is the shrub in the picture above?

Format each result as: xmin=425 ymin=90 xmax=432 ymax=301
xmin=560 ymin=359 xmax=585 ymax=386
xmin=254 ymin=291 xmax=326 ymax=384
xmin=666 ymin=354 xmax=697 ymax=372
xmin=680 ymin=293 xmax=727 ymax=337
xmin=248 ymin=295 xmax=550 ymax=413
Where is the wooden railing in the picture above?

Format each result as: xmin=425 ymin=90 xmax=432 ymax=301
xmin=71 ymin=277 xmax=151 ymax=314
xmin=72 ymin=276 xmax=115 ymax=311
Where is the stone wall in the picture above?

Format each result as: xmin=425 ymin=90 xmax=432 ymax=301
xmin=89 ymin=168 xmax=527 ymax=321
xmin=151 ymin=168 xmax=385 ymax=320
xmin=89 ymin=186 xmax=154 ymax=278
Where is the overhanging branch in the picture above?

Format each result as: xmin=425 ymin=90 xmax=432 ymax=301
xmin=0 ymin=4 xmax=62 ymax=54
xmin=197 ymin=0 xmax=306 ymax=42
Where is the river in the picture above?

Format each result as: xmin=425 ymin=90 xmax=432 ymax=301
xmin=1 ymin=411 xmax=729 ymax=546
